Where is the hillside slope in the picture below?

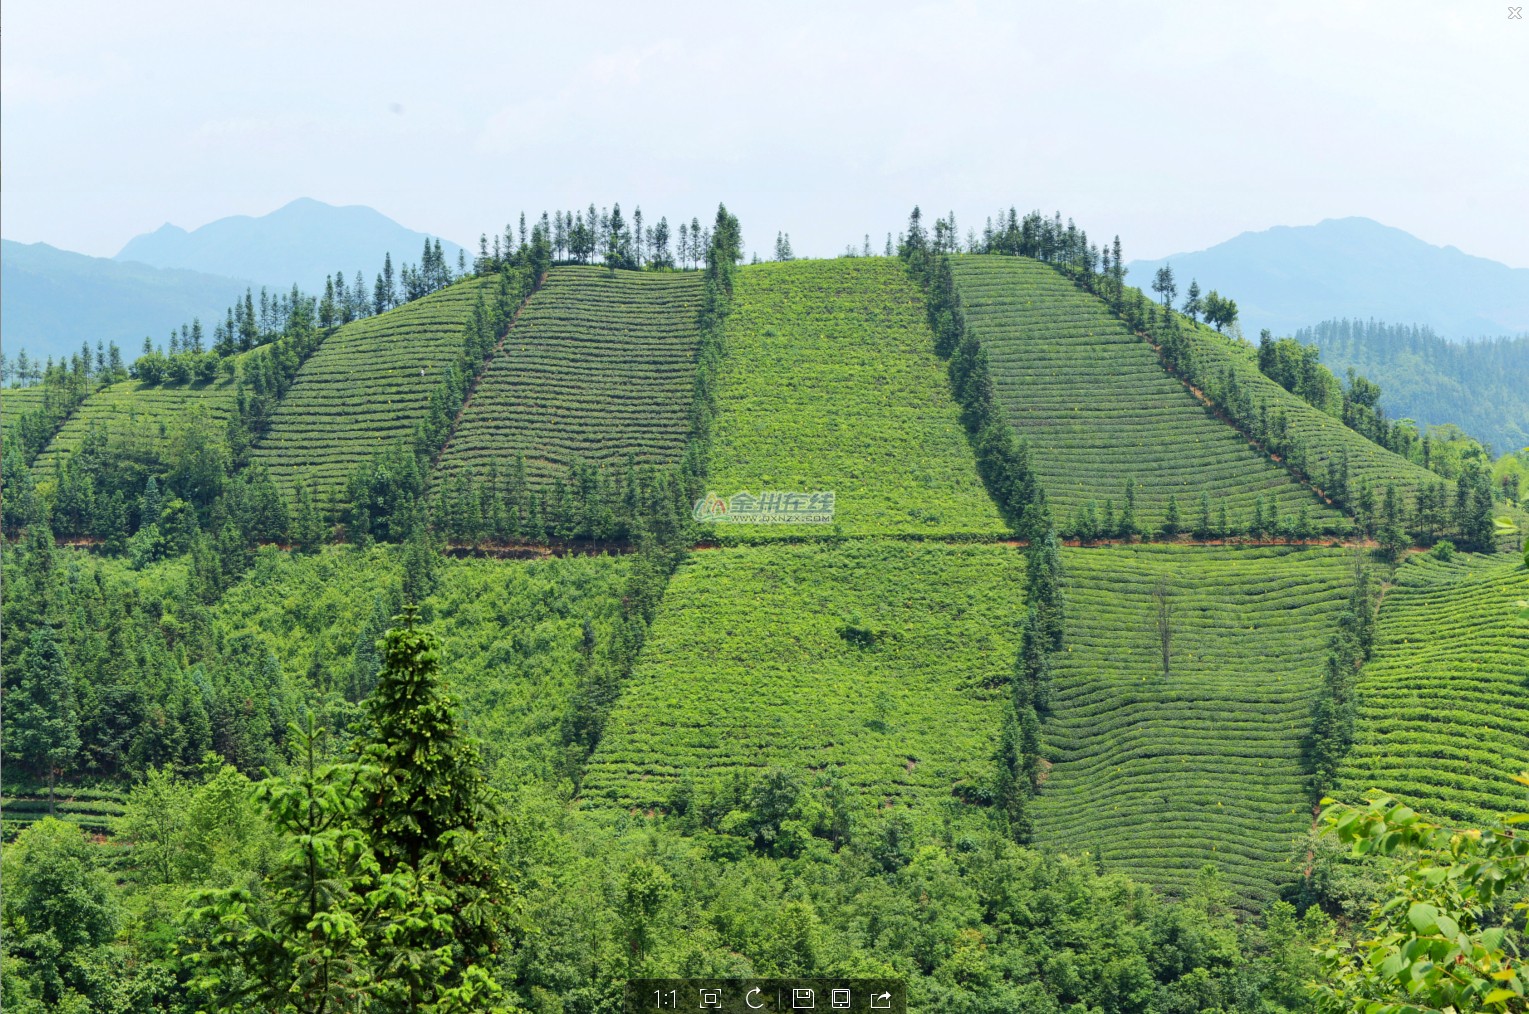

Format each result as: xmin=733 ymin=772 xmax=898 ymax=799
xmin=949 ymin=255 xmax=1344 ymax=535
xmin=1334 ymin=553 xmax=1529 ymax=825
xmin=250 ymin=276 xmax=498 ymax=498
xmin=1177 ymin=315 xmax=1444 ymax=505
xmin=215 ymin=545 xmax=631 ymax=789
xmin=1032 ymin=544 xmax=1355 ymax=906
xmin=705 ymin=258 xmax=1005 ymax=539
xmin=583 ymin=540 xmax=1026 ymax=810
xmin=33 ymin=374 xmax=240 ymax=473
xmin=435 ymin=267 xmax=703 ymax=487
xmin=1298 ymin=319 xmax=1529 ymax=455
xmin=1 ymin=387 xmax=48 ymax=440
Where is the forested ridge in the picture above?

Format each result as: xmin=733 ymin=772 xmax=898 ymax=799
xmin=1296 ymin=318 xmax=1529 ymax=458
xmin=3 ymin=202 xmax=1526 ymax=1014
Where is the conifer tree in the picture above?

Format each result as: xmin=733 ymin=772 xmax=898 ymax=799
xmin=1024 ymin=520 xmax=1065 ymax=653
xmin=187 ymin=614 xmax=515 ymax=1013
xmin=1120 ymin=478 xmax=1138 ymax=542
xmin=356 ymin=611 xmax=513 ymax=1010
xmin=1151 ymin=265 xmax=1177 ymax=308
xmin=1162 ymin=493 xmax=1182 ymax=538
xmin=4 ymin=629 xmax=81 ymax=813
xmin=1183 ymin=279 xmax=1203 ymax=322
xmin=992 ymin=704 xmax=1033 ymax=845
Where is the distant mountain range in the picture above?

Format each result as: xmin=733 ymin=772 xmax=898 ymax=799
xmin=1128 ymin=217 xmax=1529 ymax=340
xmin=2 ymin=240 xmax=252 ymax=363
xmin=115 ymin=197 xmax=466 ymax=294
xmin=4 ymin=200 xmax=466 ymax=362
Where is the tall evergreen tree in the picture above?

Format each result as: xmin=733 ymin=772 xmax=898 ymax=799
xmin=187 ymin=614 xmax=516 ymax=1013
xmin=1183 ymin=279 xmax=1203 ymax=322
xmin=1025 ymin=518 xmax=1066 ymax=653
xmin=355 ymin=610 xmax=515 ymax=1008
xmin=4 ymin=629 xmax=82 ymax=812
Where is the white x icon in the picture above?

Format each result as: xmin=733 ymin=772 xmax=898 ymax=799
xmin=1510 ymin=6 xmax=1524 ymax=18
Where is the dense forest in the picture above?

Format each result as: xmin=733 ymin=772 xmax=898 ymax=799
xmin=1295 ymin=319 xmax=1529 ymax=457
xmin=2 ymin=203 xmax=1526 ymax=1014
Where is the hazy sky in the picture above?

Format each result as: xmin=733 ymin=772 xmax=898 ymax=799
xmin=4 ymin=1 xmax=1526 ymax=266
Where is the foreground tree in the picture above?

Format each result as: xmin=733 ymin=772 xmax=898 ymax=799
xmin=0 ymin=818 xmax=120 ymax=1012
xmin=1314 ymin=777 xmax=1529 ymax=1014
xmin=186 ymin=609 xmax=518 ymax=1013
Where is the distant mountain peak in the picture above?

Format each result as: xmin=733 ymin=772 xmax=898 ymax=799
xmin=1128 ymin=219 xmax=1529 ymax=340
xmin=113 ymin=199 xmax=464 ymax=293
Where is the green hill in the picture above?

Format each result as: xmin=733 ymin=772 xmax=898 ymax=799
xmin=1031 ymin=543 xmax=1356 ymax=905
xmin=1334 ymin=552 xmax=1529 ymax=824
xmin=434 ymin=266 xmax=703 ymax=488
xmin=582 ymin=540 xmax=1026 ymax=810
xmin=32 ymin=374 xmax=239 ymax=473
xmin=1175 ymin=316 xmax=1441 ymax=506
xmin=1 ymin=386 xmax=48 ymax=440
xmin=250 ymin=276 xmax=499 ymax=499
xmin=949 ymin=255 xmax=1345 ymax=535
xmin=704 ymin=258 xmax=1006 ymax=540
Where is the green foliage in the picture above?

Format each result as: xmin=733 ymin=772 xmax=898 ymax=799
xmin=948 ymin=255 xmax=1345 ymax=537
xmin=911 ymin=251 xmax=1046 ymax=533
xmin=0 ymin=817 xmax=120 ymax=1011
xmin=1314 ymin=783 xmax=1529 ymax=1014
xmin=1300 ymin=319 xmax=1529 ymax=459
xmin=583 ymin=540 xmax=1028 ymax=811
xmin=29 ymin=336 xmax=290 ymax=505
xmin=1143 ymin=302 xmax=1443 ymax=533
xmin=212 ymin=545 xmax=634 ymax=790
xmin=506 ymin=805 xmax=1323 ymax=1013
xmin=704 ymin=258 xmax=1006 ymax=540
xmin=1307 ymin=553 xmax=1378 ymax=801
xmin=250 ymin=275 xmax=505 ymax=501
xmin=1201 ymin=290 xmax=1239 ymax=333
xmin=2 ymin=628 xmax=82 ymax=805
xmin=186 ymin=614 xmax=519 ymax=1013
xmin=356 ymin=611 xmax=518 ymax=1007
xmin=1033 ymin=544 xmax=1359 ymax=905
xmin=1335 ymin=553 xmax=1529 ymax=826
xmin=437 ymin=266 xmax=703 ymax=489
xmin=2 ymin=350 xmax=115 ymax=466
xmin=119 ymin=760 xmax=273 ymax=890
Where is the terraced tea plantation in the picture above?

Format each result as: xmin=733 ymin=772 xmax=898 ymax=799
xmin=582 ymin=540 xmax=1027 ymax=810
xmin=1 ymin=385 xmax=47 ymax=439
xmin=1335 ymin=552 xmax=1529 ymax=824
xmin=949 ymin=256 xmax=1344 ymax=535
xmin=251 ymin=276 xmax=498 ymax=498
xmin=1031 ymin=543 xmax=1355 ymax=906
xmin=0 ymin=786 xmax=127 ymax=842
xmin=33 ymin=374 xmax=240 ymax=472
xmin=1182 ymin=319 xmax=1440 ymax=505
xmin=435 ymin=267 xmax=703 ymax=488
xmin=704 ymin=259 xmax=1006 ymax=540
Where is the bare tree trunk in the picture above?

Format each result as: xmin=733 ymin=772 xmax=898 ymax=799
xmin=1154 ymin=577 xmax=1173 ymax=679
